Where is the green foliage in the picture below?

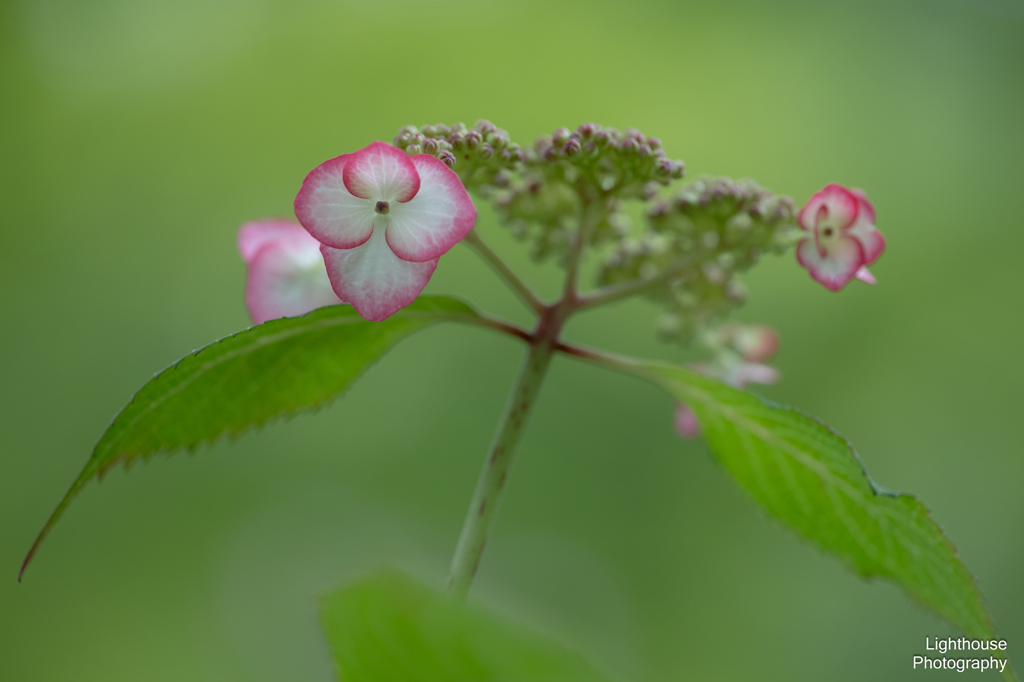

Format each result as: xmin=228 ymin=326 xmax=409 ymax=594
xmin=319 ymin=570 xmax=609 ymax=682
xmin=634 ymin=361 xmax=999 ymax=641
xmin=21 ymin=297 xmax=481 ymax=578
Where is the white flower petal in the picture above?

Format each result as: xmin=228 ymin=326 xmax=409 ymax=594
xmin=796 ymin=236 xmax=865 ymax=291
xmin=385 ymin=155 xmax=477 ymax=262
xmin=294 ymin=153 xmax=378 ymax=250
xmin=342 ymin=141 xmax=420 ymax=203
xmin=320 ymin=226 xmax=437 ymax=322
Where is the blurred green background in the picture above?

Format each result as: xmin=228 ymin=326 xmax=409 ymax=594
xmin=1 ymin=0 xmax=1022 ymax=679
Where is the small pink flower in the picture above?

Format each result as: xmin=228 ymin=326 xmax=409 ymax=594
xmin=796 ymin=184 xmax=885 ymax=291
xmin=674 ymin=404 xmax=701 ymax=438
xmin=294 ymin=141 xmax=476 ymax=321
xmin=676 ymin=326 xmax=782 ymax=440
xmin=727 ymin=324 xmax=780 ymax=364
xmin=238 ymin=219 xmax=343 ymax=325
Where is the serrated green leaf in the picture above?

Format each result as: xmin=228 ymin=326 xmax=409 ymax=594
xmin=319 ymin=570 xmax=609 ymax=682
xmin=633 ymin=361 xmax=1005 ymax=646
xmin=22 ymin=297 xmax=482 ymax=578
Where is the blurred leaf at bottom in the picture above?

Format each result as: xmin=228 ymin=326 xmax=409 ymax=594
xmin=319 ymin=570 xmax=610 ymax=682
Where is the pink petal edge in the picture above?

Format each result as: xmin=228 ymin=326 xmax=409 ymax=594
xmin=238 ymin=219 xmax=312 ymax=264
xmin=797 ymin=183 xmax=859 ymax=232
xmin=846 ymin=218 xmax=886 ymax=265
xmin=851 ymin=188 xmax=876 ymax=223
xmin=342 ymin=141 xmax=421 ymax=203
xmin=384 ymin=155 xmax=477 ymax=262
xmin=320 ymin=229 xmax=437 ymax=322
xmin=294 ymin=153 xmax=380 ymax=251
xmin=796 ymin=236 xmax=865 ymax=291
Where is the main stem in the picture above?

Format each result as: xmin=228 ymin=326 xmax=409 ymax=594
xmin=447 ymin=197 xmax=599 ymax=599
xmin=445 ymin=336 xmax=555 ymax=598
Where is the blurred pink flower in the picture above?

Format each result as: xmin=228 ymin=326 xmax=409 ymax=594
xmin=675 ymin=324 xmax=782 ymax=440
xmin=294 ymin=141 xmax=476 ymax=321
xmin=725 ymin=324 xmax=780 ymax=364
xmin=674 ymin=404 xmax=701 ymax=438
xmin=796 ymin=184 xmax=885 ymax=291
xmin=238 ymin=220 xmax=343 ymax=325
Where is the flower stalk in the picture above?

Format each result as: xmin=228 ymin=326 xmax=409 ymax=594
xmin=445 ymin=337 xmax=555 ymax=598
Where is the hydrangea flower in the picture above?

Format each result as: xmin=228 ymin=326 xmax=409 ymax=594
xmin=796 ymin=184 xmax=886 ymax=291
xmin=294 ymin=141 xmax=476 ymax=321
xmin=238 ymin=219 xmax=343 ymax=325
xmin=675 ymin=324 xmax=781 ymax=439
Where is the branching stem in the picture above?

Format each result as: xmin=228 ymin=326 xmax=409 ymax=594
xmin=575 ymin=253 xmax=698 ymax=311
xmin=448 ymin=198 xmax=665 ymax=599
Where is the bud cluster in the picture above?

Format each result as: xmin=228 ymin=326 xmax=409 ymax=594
xmin=527 ymin=124 xmax=686 ymax=198
xmin=600 ymin=177 xmax=796 ymax=343
xmin=393 ymin=120 xmax=522 ymax=187
xmin=394 ymin=122 xmax=798 ymax=346
xmin=394 ymin=121 xmax=686 ymax=263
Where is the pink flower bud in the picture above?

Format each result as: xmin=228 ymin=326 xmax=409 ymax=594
xmin=796 ymin=184 xmax=886 ymax=291
xmin=674 ymin=403 xmax=701 ymax=439
xmin=294 ymin=141 xmax=476 ymax=321
xmin=732 ymin=324 xmax=780 ymax=363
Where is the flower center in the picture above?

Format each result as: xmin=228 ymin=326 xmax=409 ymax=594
xmin=813 ymin=204 xmax=843 ymax=256
xmin=375 ymin=200 xmax=390 ymax=215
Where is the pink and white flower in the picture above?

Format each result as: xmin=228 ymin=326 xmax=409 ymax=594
xmin=238 ymin=219 xmax=343 ymax=325
xmin=716 ymin=324 xmax=779 ymax=364
xmin=294 ymin=141 xmax=476 ymax=321
xmin=796 ymin=184 xmax=885 ymax=291
xmin=675 ymin=324 xmax=782 ymax=440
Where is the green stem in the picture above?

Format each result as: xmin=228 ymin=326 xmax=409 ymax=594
xmin=463 ymin=229 xmax=547 ymax=315
xmin=446 ymin=201 xmax=602 ymax=599
xmin=575 ymin=252 xmax=699 ymax=311
xmin=446 ymin=338 xmax=555 ymax=599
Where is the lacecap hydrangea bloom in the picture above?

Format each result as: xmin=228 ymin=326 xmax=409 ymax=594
xmin=294 ymin=141 xmax=476 ymax=321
